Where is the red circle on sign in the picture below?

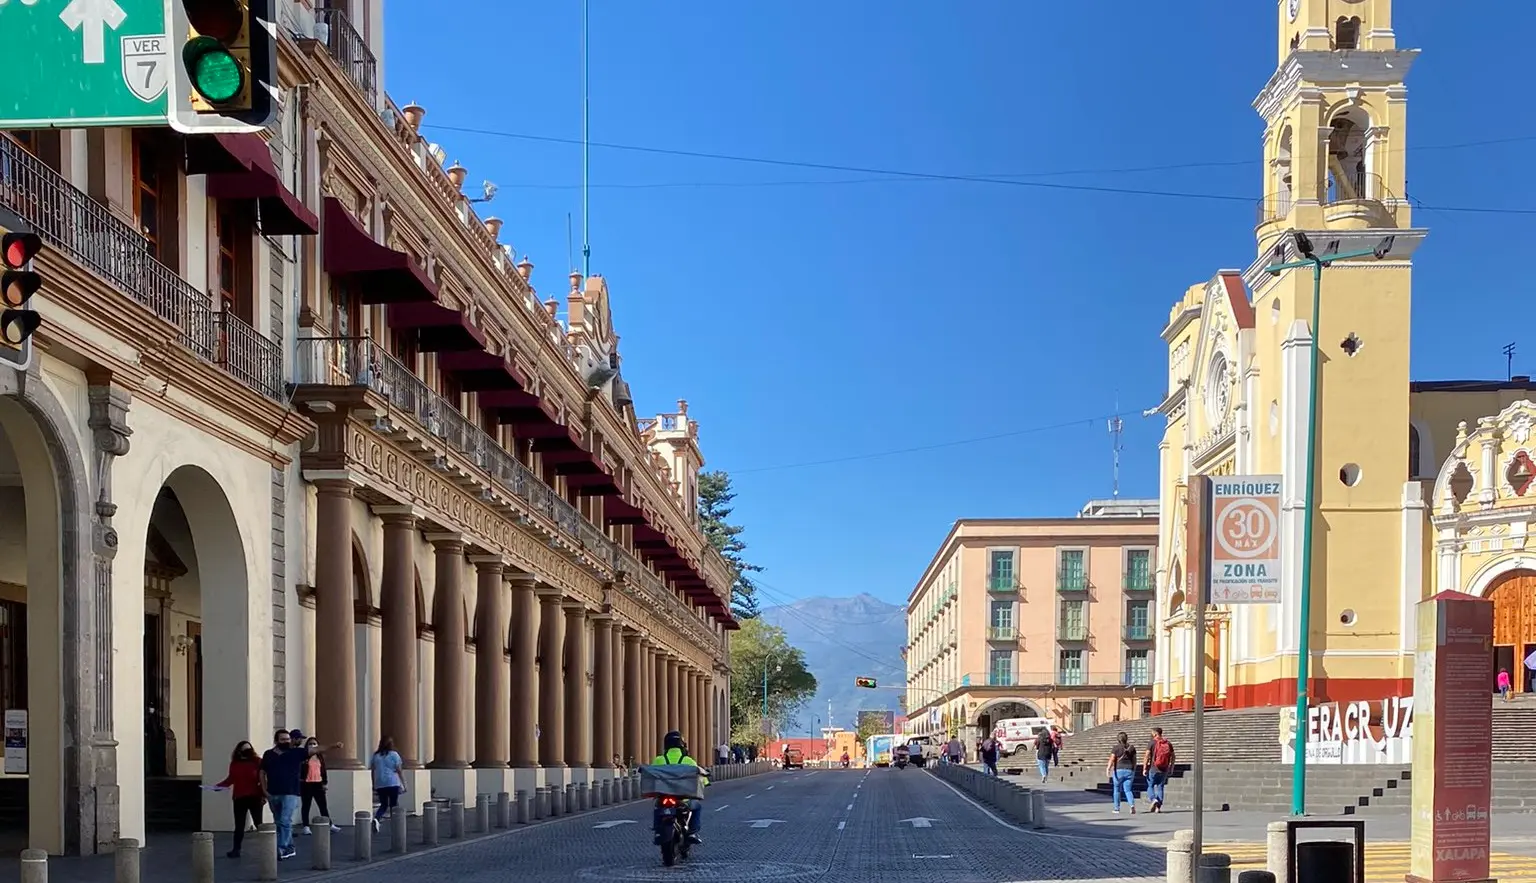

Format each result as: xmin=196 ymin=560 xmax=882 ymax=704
xmin=1215 ymin=496 xmax=1277 ymax=559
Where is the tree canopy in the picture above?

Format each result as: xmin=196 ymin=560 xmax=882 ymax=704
xmin=727 ymin=618 xmax=817 ymax=745
xmin=697 ymin=470 xmax=762 ymax=619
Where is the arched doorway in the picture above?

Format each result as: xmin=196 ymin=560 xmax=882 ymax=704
xmin=139 ymin=466 xmax=251 ymax=833
xmin=974 ymin=700 xmax=1044 ymax=733
xmin=1488 ymin=570 xmax=1536 ymax=694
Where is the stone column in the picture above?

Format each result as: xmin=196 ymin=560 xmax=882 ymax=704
xmin=592 ymin=616 xmax=615 ymax=769
xmin=508 ymin=574 xmax=539 ymax=768
xmin=681 ymin=668 xmax=695 ymax=747
xmin=651 ymin=648 xmax=666 ymax=736
xmin=314 ymin=479 xmax=360 ymax=765
xmin=705 ymin=676 xmax=717 ymax=750
xmin=427 ymin=534 xmax=469 ymax=768
xmin=622 ymin=630 xmax=642 ymax=766
xmin=471 ymin=557 xmax=508 ymax=768
xmin=536 ymin=589 xmax=566 ymax=768
xmin=666 ymin=657 xmax=680 ymax=734
xmin=562 ymin=603 xmax=590 ymax=768
xmin=376 ymin=507 xmax=419 ymax=766
xmin=642 ymin=641 xmax=657 ymax=753
xmin=610 ymin=624 xmax=624 ymax=764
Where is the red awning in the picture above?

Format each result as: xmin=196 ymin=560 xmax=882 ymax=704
xmin=323 ymin=197 xmax=438 ymax=304
xmin=186 ymin=132 xmax=269 ymax=176
xmin=387 ymin=301 xmax=486 ymax=352
xmin=437 ymin=349 xmax=527 ymax=391
xmin=204 ymin=135 xmax=318 ymax=236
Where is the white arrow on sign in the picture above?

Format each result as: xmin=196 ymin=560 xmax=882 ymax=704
xmin=592 ymin=820 xmax=637 ymax=830
xmin=60 ymin=0 xmax=127 ymax=65
xmin=746 ymin=819 xmax=785 ymax=829
xmin=899 ymin=817 xmax=939 ymax=828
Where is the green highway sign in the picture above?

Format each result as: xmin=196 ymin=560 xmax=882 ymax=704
xmin=0 ymin=0 xmax=168 ymax=128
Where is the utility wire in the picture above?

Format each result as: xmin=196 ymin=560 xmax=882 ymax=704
xmin=753 ymin=581 xmax=905 ymax=675
xmin=730 ymin=407 xmax=1152 ymax=475
xmin=427 ymin=122 xmax=1536 ymax=214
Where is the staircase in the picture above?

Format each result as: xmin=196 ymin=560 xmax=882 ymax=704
xmin=145 ymin=777 xmax=203 ymax=831
xmin=1024 ymin=699 xmax=1536 ymax=815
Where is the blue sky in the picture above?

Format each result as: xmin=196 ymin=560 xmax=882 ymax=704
xmin=385 ymin=1 xmax=1536 ymax=609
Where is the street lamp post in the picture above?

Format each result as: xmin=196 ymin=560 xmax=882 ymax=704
xmin=1263 ymin=230 xmax=1396 ymax=817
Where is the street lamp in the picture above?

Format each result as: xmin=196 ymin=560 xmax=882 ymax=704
xmin=1264 ymin=230 xmax=1397 ymax=817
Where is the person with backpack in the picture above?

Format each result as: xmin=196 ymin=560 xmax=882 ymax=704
xmin=1032 ymin=729 xmax=1053 ymax=783
xmin=1144 ymin=726 xmax=1176 ymax=813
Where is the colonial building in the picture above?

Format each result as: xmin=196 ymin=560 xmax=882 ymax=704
xmin=0 ymin=0 xmax=735 ymax=855
xmin=903 ymin=500 xmax=1159 ymax=742
xmin=1152 ymin=0 xmax=1536 ymax=717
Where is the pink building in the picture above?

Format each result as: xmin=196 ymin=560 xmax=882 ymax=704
xmin=903 ymin=500 xmax=1159 ymax=741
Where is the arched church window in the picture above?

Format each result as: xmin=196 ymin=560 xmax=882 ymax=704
xmin=1408 ymin=425 xmax=1421 ymax=479
xmin=1335 ymin=16 xmax=1361 ymax=50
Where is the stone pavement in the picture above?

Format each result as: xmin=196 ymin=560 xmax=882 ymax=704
xmin=2 ymin=766 xmax=1173 ymax=882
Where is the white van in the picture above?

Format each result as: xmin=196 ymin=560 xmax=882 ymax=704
xmin=992 ymin=717 xmax=1070 ymax=756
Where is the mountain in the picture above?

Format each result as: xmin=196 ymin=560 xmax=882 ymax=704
xmin=758 ymin=594 xmax=907 ymax=737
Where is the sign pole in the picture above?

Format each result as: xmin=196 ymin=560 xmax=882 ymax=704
xmin=1190 ymin=474 xmax=1210 ymax=883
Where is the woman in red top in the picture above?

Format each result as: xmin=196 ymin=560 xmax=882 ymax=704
xmin=216 ymin=741 xmax=264 ymax=858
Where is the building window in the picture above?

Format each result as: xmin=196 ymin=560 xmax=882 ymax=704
xmin=133 ymin=133 xmax=166 ymax=262
xmin=1058 ymin=549 xmax=1086 ymax=591
xmin=186 ymin=622 xmax=203 ymax=760
xmin=1125 ymin=649 xmax=1150 ymax=686
xmin=1059 ymin=599 xmax=1086 ymax=641
xmin=1125 ymin=600 xmax=1151 ymax=640
xmin=987 ymin=650 xmax=1013 ymax=686
xmin=216 ymin=207 xmax=254 ymax=322
xmin=1125 ymin=549 xmax=1152 ymax=590
xmin=1071 ymin=698 xmax=1096 ymax=732
xmin=987 ymin=549 xmax=1015 ymax=591
xmin=1058 ymin=650 xmax=1085 ymax=686
xmin=389 ymin=325 xmax=418 ymax=369
xmin=441 ymin=370 xmax=463 ymax=412
xmin=1335 ymin=16 xmax=1360 ymax=50
xmin=1408 ymin=425 xmax=1422 ymax=480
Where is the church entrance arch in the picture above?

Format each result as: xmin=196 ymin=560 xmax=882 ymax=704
xmin=973 ymin=699 xmax=1044 ymax=733
xmin=1488 ymin=570 xmax=1536 ymax=694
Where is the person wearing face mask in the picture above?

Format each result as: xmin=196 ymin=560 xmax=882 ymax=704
xmin=298 ymin=735 xmax=340 ymax=836
xmin=215 ymin=741 xmax=264 ymax=859
xmin=261 ymin=729 xmax=342 ymax=860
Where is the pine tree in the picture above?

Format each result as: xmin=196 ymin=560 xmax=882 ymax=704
xmin=696 ymin=470 xmax=762 ymax=619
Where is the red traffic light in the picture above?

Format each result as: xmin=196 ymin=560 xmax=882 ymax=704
xmin=2 ymin=232 xmax=40 ymax=270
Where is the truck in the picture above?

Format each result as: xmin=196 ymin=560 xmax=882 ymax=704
xmin=866 ymin=734 xmax=895 ymax=767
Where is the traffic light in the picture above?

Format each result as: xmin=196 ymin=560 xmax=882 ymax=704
xmin=166 ymin=0 xmax=277 ymax=133
xmin=0 ymin=216 xmax=42 ymax=371
xmin=855 ymin=677 xmax=877 ymax=689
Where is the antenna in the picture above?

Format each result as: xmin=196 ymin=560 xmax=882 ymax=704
xmin=1108 ymin=393 xmax=1125 ymax=499
xmin=1505 ymin=342 xmax=1517 ymax=381
xmin=580 ymin=0 xmax=591 ymax=277
xmin=566 ymin=213 xmax=574 ymax=273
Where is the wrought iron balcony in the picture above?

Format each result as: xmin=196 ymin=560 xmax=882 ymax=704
xmin=1057 ymin=622 xmax=1089 ymax=642
xmin=315 ymin=8 xmax=378 ymax=107
xmin=0 ymin=136 xmax=282 ymax=401
xmin=987 ymin=575 xmax=1017 ymax=594
xmin=1124 ymin=623 xmax=1153 ymax=641
xmin=1057 ymin=571 xmax=1089 ymax=593
xmin=294 ymin=336 xmax=720 ymax=647
xmin=986 ymin=670 xmax=1015 ymax=687
xmin=985 ymin=626 xmax=1017 ymax=642
xmin=1123 ymin=571 xmax=1154 ymax=593
xmin=1056 ymin=669 xmax=1086 ymax=687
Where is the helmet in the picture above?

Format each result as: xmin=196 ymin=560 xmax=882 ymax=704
xmin=662 ymin=730 xmax=684 ymax=751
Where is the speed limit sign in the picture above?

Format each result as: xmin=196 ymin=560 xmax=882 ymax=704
xmin=1207 ymin=476 xmax=1283 ymax=603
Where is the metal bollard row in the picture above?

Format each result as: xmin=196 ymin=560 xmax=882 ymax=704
xmin=496 ymin=791 xmax=511 ymax=828
xmin=422 ymin=801 xmax=440 ymax=846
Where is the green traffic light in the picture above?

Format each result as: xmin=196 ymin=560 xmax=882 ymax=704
xmin=184 ymin=35 xmax=244 ymax=104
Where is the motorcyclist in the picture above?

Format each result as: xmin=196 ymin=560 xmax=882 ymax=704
xmin=650 ymin=730 xmax=706 ymax=844
xmin=840 ymin=751 xmax=850 ymax=768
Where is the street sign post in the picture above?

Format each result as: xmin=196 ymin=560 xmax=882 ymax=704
xmin=0 ymin=0 xmax=168 ymax=128
xmin=1208 ymin=476 xmax=1284 ymax=604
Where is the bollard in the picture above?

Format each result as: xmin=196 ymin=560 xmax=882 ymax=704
xmin=600 ymin=778 xmax=611 ymax=806
xmin=621 ymin=775 xmax=632 ymax=801
xmin=1018 ymin=787 xmax=1035 ymax=825
xmin=191 ymin=831 xmax=216 ymax=883
xmin=495 ymin=791 xmax=511 ymax=828
xmin=567 ymin=784 xmax=579 ymax=813
xmin=390 ymin=806 xmax=408 ymax=854
xmin=578 ymin=782 xmax=590 ymax=812
xmin=551 ymin=785 xmax=564 ymax=816
xmin=114 ymin=838 xmax=140 ymax=883
xmin=448 ymin=799 xmax=465 ymax=838
xmin=516 ymin=789 xmax=531 ymax=824
xmin=19 ymin=849 xmax=46 ymax=883
xmin=255 ymin=824 xmax=278 ymax=881
xmin=1237 ymin=872 xmax=1276 ymax=883
xmin=1030 ymin=789 xmax=1046 ymax=828
xmin=1265 ymin=821 xmax=1289 ymax=883
xmin=1294 ymin=841 xmax=1354 ymax=883
xmin=1166 ymin=831 xmax=1195 ymax=883
xmin=474 ymin=793 xmax=490 ymax=833
xmin=534 ymin=787 xmax=548 ymax=820
xmin=310 ymin=817 xmax=332 ymax=870
xmin=421 ymin=802 xmax=439 ymax=846
xmin=353 ymin=811 xmax=372 ymax=861
xmin=1197 ymin=852 xmax=1232 ymax=883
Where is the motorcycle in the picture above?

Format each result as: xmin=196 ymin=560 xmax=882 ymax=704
xmin=840 ymin=754 xmax=850 ymax=769
xmin=654 ymin=795 xmax=695 ymax=866
xmin=894 ymin=747 xmax=910 ymax=770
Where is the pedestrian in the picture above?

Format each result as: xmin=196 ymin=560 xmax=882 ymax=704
xmin=299 ymin=736 xmax=341 ymax=835
xmin=979 ymin=735 xmax=1000 ymax=777
xmin=368 ymin=736 xmax=405 ymax=830
xmin=1049 ymin=725 xmax=1063 ymax=767
xmin=214 ymin=740 xmax=263 ymax=859
xmin=1105 ymin=732 xmax=1137 ymax=814
xmin=261 ymin=729 xmax=342 ymax=860
xmin=1144 ymin=726 xmax=1176 ymax=813
xmin=1498 ymin=668 xmax=1512 ymax=702
xmin=1032 ymin=729 xmax=1053 ymax=783
xmin=947 ymin=735 xmax=964 ymax=765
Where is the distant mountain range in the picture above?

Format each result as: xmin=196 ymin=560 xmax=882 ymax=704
xmin=759 ymin=594 xmax=906 ymax=737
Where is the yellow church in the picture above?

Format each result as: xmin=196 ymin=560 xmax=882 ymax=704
xmin=1152 ymin=0 xmax=1536 ymax=715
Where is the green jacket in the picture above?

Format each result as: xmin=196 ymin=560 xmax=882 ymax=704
xmin=649 ymin=747 xmax=709 ymax=786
